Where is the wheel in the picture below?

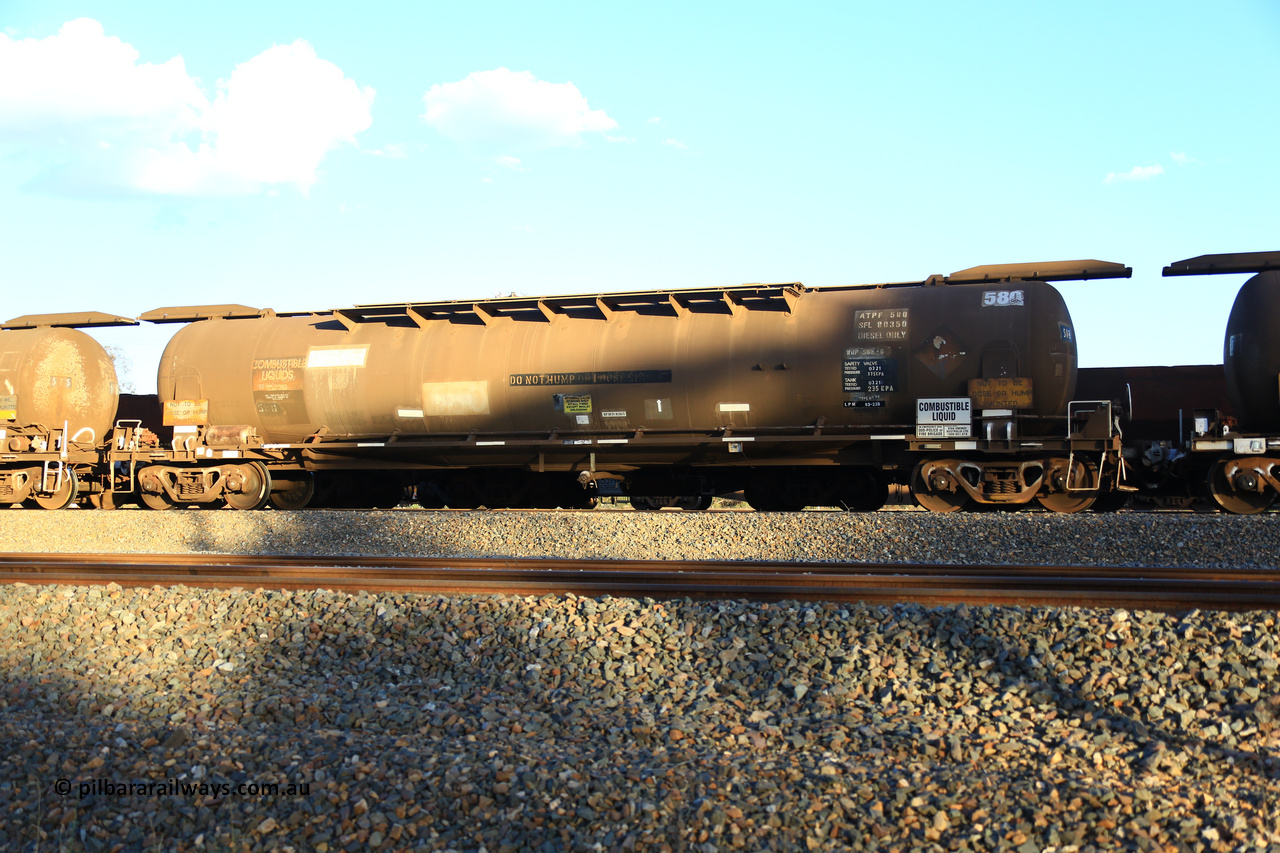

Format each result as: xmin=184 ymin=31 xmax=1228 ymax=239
xmin=1036 ymin=491 xmax=1098 ymax=513
xmin=630 ymin=496 xmax=662 ymax=511
xmin=32 ymin=469 xmax=79 ymax=510
xmin=270 ymin=473 xmax=315 ymax=510
xmin=224 ymin=462 xmax=271 ymax=511
xmin=674 ymin=495 xmax=713 ymax=511
xmin=1037 ymin=460 xmax=1098 ymax=513
xmin=141 ymin=490 xmax=177 ymax=510
xmin=1208 ymin=458 xmax=1275 ymax=515
xmin=744 ymin=480 xmax=806 ymax=512
xmin=910 ymin=462 xmax=969 ymax=513
xmin=137 ymin=465 xmax=178 ymax=510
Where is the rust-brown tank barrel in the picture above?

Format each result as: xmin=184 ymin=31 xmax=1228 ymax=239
xmin=154 ymin=276 xmax=1080 ymax=443
xmin=0 ymin=326 xmax=121 ymax=445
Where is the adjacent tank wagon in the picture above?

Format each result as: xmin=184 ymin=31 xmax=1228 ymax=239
xmin=1163 ymin=253 xmax=1280 ymax=513
xmin=0 ymin=313 xmax=131 ymax=507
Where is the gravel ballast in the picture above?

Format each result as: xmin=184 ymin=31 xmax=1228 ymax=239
xmin=0 ymin=506 xmax=1278 ymax=567
xmin=2 ymin=508 xmax=1279 ymax=851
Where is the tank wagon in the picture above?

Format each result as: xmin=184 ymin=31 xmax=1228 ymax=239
xmin=1162 ymin=252 xmax=1280 ymax=513
xmin=137 ymin=260 xmax=1131 ymax=513
xmin=0 ymin=313 xmax=131 ymax=508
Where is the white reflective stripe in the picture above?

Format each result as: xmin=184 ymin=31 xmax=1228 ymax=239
xmin=597 ymin=439 xmax=629 ymax=444
xmin=717 ymin=403 xmax=750 ymax=412
xmin=476 ymin=441 xmax=506 ymax=446
xmin=356 ymin=442 xmax=385 ymax=447
xmin=722 ymin=436 xmax=755 ymax=442
xmin=307 ymin=346 xmax=368 ymax=368
xmin=871 ymin=435 xmax=907 ymax=440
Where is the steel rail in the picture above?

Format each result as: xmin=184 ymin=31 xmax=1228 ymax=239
xmin=0 ymin=553 xmax=1277 ymax=610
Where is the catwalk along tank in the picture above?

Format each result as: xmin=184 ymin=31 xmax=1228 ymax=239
xmin=153 ymin=270 xmax=1081 ymax=444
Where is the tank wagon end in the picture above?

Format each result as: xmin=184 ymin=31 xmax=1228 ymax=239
xmin=1162 ymin=252 xmax=1280 ymax=513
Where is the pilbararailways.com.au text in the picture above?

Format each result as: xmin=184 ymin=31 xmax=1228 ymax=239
xmin=56 ymin=778 xmax=310 ymax=799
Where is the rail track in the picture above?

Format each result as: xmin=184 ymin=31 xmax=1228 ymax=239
xmin=1 ymin=553 xmax=1278 ymax=610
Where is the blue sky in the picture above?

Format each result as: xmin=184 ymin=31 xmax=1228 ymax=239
xmin=3 ymin=1 xmax=1278 ymax=392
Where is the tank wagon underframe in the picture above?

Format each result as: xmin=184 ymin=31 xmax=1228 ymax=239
xmin=96 ymin=422 xmax=1124 ymax=512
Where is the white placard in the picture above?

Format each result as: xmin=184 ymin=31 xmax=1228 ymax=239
xmin=916 ymin=397 xmax=971 ymax=438
xmin=306 ymin=346 xmax=368 ymax=368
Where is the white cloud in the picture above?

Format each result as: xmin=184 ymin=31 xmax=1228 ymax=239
xmin=0 ymin=19 xmax=374 ymax=196
xmin=1104 ymin=164 xmax=1164 ymax=184
xmin=605 ymin=135 xmax=635 ymax=143
xmin=1171 ymin=151 xmax=1197 ymax=166
xmin=422 ymin=67 xmax=616 ymax=160
xmin=662 ymin=138 xmax=689 ymax=150
xmin=364 ymin=143 xmax=408 ymax=158
xmin=496 ymin=155 xmax=525 ymax=171
xmin=646 ymin=117 xmax=662 ymax=124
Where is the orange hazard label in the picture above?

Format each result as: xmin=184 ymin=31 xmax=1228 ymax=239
xmin=968 ymin=378 xmax=1033 ymax=410
xmin=164 ymin=399 xmax=209 ymax=426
